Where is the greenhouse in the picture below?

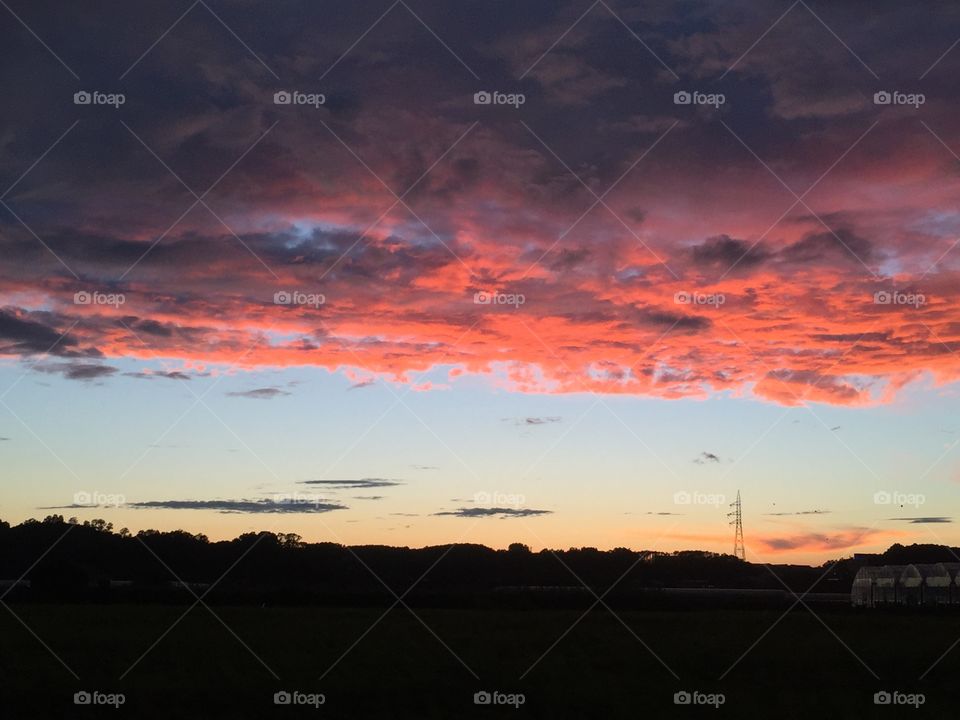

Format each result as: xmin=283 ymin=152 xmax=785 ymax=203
xmin=852 ymin=563 xmax=960 ymax=607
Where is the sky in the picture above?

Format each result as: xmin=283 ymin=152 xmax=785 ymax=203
xmin=1 ymin=0 xmax=960 ymax=563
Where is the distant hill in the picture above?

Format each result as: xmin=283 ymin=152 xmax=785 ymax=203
xmin=2 ymin=516 xmax=953 ymax=606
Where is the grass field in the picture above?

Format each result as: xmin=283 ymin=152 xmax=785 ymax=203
xmin=2 ymin=604 xmax=957 ymax=718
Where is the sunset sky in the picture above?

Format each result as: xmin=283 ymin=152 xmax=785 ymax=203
xmin=2 ymin=0 xmax=960 ymax=563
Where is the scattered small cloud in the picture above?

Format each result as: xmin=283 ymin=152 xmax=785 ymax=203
xmin=348 ymin=379 xmax=376 ymax=391
xmin=226 ymin=387 xmax=291 ymax=399
xmin=352 ymin=495 xmax=384 ymax=501
xmin=435 ymin=507 xmax=552 ymax=518
xmin=412 ymin=464 xmax=438 ymax=470
xmin=693 ymin=451 xmax=721 ymax=464
xmin=766 ymin=509 xmax=832 ymax=516
xmin=502 ymin=417 xmax=562 ymax=426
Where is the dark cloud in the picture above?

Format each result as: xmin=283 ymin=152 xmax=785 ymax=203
xmin=693 ymin=451 xmax=720 ymax=464
xmin=780 ymin=229 xmax=873 ymax=265
xmin=348 ymin=379 xmax=376 ymax=390
xmin=0 ymin=309 xmax=77 ymax=355
xmin=639 ymin=310 xmax=710 ymax=332
xmin=34 ymin=361 xmax=117 ymax=381
xmin=129 ymin=498 xmax=346 ymax=513
xmin=352 ymin=495 xmax=384 ymax=501
xmin=888 ymin=517 xmax=952 ymax=524
xmin=120 ymin=317 xmax=175 ymax=337
xmin=691 ymin=235 xmax=770 ymax=269
xmin=226 ymin=388 xmax=291 ymax=399
xmin=435 ymin=507 xmax=552 ymax=518
xmin=301 ymin=479 xmax=404 ymax=489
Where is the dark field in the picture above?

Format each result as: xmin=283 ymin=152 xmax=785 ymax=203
xmin=2 ymin=605 xmax=958 ymax=718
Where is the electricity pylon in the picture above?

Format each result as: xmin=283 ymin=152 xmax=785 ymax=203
xmin=728 ymin=490 xmax=745 ymax=560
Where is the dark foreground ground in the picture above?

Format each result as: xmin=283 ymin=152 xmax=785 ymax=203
xmin=1 ymin=604 xmax=956 ymax=718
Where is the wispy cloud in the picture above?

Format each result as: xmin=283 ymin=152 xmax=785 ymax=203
xmin=301 ymin=479 xmax=404 ymax=489
xmin=124 ymin=370 xmax=191 ymax=381
xmin=765 ymin=509 xmax=832 ymax=516
xmin=226 ymin=388 xmax=291 ymax=399
xmin=887 ymin=516 xmax=952 ymax=524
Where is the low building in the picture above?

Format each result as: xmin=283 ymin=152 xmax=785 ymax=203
xmin=852 ymin=563 xmax=960 ymax=607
